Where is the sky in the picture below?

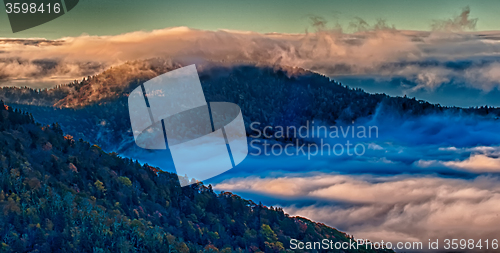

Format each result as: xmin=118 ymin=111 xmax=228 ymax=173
xmin=1 ymin=0 xmax=500 ymax=39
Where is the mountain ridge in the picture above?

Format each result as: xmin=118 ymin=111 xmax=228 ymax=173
xmin=1 ymin=59 xmax=499 ymax=156
xmin=1 ymin=59 xmax=497 ymax=114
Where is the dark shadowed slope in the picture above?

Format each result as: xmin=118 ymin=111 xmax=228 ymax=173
xmin=0 ymin=102 xmax=392 ymax=252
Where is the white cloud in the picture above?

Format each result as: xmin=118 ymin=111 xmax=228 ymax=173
xmin=444 ymin=154 xmax=500 ymax=172
xmin=419 ymin=146 xmax=500 ymax=172
xmin=1 ymin=22 xmax=500 ymax=91
xmin=214 ymin=174 xmax=500 ymax=246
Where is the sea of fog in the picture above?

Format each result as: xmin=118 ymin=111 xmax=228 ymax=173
xmin=120 ymin=111 xmax=500 ymax=247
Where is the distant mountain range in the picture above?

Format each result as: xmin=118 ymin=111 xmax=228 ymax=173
xmin=0 ymin=59 xmax=498 ymax=153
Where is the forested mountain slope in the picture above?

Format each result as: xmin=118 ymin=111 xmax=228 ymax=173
xmin=0 ymin=102 xmax=392 ymax=252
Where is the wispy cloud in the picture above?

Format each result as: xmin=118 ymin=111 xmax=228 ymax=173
xmin=431 ymin=6 xmax=478 ymax=32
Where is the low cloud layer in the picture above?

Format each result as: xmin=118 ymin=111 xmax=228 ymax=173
xmin=204 ymin=112 xmax=500 ymax=248
xmin=419 ymin=145 xmax=500 ymax=173
xmin=215 ymin=174 xmax=500 ymax=246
